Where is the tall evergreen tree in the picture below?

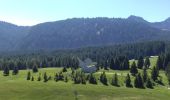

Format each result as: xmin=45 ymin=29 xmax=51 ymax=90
xmin=142 ymin=67 xmax=148 ymax=83
xmin=12 ymin=66 xmax=19 ymax=75
xmin=125 ymin=73 xmax=132 ymax=87
xmin=43 ymin=72 xmax=48 ymax=82
xmin=165 ymin=62 xmax=170 ymax=85
xmin=111 ymin=73 xmax=119 ymax=86
xmin=151 ymin=66 xmax=159 ymax=81
xmin=144 ymin=57 xmax=150 ymax=68
xmin=146 ymin=78 xmax=153 ymax=89
xmin=130 ymin=61 xmax=138 ymax=76
xmin=100 ymin=71 xmax=108 ymax=85
xmin=27 ymin=71 xmax=31 ymax=80
xmin=3 ymin=66 xmax=10 ymax=76
xmin=156 ymin=56 xmax=163 ymax=70
xmin=134 ymin=73 xmax=144 ymax=88
xmin=137 ymin=56 xmax=144 ymax=69
xmin=89 ymin=73 xmax=97 ymax=84
xmin=32 ymin=65 xmax=38 ymax=73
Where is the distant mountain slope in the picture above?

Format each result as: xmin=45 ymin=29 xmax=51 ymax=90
xmin=19 ymin=17 xmax=170 ymax=50
xmin=0 ymin=16 xmax=170 ymax=51
xmin=0 ymin=21 xmax=30 ymax=51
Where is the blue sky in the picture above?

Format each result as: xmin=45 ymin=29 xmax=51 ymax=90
xmin=0 ymin=0 xmax=170 ymax=26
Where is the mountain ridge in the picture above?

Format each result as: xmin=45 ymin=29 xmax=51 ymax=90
xmin=0 ymin=15 xmax=170 ymax=52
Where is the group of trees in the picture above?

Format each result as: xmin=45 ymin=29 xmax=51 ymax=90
xmin=0 ymin=41 xmax=166 ymax=72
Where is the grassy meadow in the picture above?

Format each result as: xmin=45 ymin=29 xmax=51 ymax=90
xmin=0 ymin=56 xmax=170 ymax=100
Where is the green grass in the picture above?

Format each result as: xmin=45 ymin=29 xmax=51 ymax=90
xmin=0 ymin=56 xmax=170 ymax=100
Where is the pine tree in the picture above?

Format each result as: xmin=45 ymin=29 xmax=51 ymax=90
xmin=32 ymin=65 xmax=38 ymax=73
xmin=137 ymin=56 xmax=144 ymax=69
xmin=146 ymin=78 xmax=153 ymax=89
xmin=43 ymin=72 xmax=48 ymax=82
xmin=3 ymin=66 xmax=10 ymax=76
xmin=31 ymin=76 xmax=34 ymax=81
xmin=142 ymin=67 xmax=148 ymax=83
xmin=100 ymin=71 xmax=108 ymax=85
xmin=111 ymin=73 xmax=119 ymax=86
xmin=151 ymin=66 xmax=159 ymax=81
xmin=27 ymin=71 xmax=31 ymax=80
xmin=134 ymin=73 xmax=144 ymax=88
xmin=89 ymin=73 xmax=97 ymax=84
xmin=144 ymin=57 xmax=150 ymax=68
xmin=130 ymin=61 xmax=138 ymax=76
xmin=156 ymin=56 xmax=163 ymax=70
xmin=62 ymin=67 xmax=67 ymax=72
xmin=12 ymin=66 xmax=19 ymax=75
xmin=165 ymin=62 xmax=170 ymax=85
xmin=125 ymin=73 xmax=132 ymax=87
xmin=37 ymin=74 xmax=41 ymax=81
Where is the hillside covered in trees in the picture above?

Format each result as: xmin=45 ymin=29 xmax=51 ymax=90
xmin=1 ymin=16 xmax=170 ymax=51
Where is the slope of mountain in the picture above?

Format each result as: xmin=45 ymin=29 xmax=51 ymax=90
xmin=19 ymin=17 xmax=170 ymax=50
xmin=0 ymin=21 xmax=30 ymax=51
xmin=0 ymin=16 xmax=170 ymax=51
xmin=152 ymin=17 xmax=170 ymax=30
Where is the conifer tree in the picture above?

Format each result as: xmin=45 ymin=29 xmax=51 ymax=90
xmin=27 ymin=71 xmax=31 ymax=80
xmin=156 ymin=56 xmax=163 ymax=70
xmin=31 ymin=76 xmax=34 ymax=81
xmin=142 ymin=67 xmax=148 ymax=83
xmin=125 ymin=73 xmax=132 ymax=87
xmin=37 ymin=74 xmax=41 ymax=81
xmin=130 ymin=61 xmax=138 ymax=76
xmin=111 ymin=73 xmax=119 ymax=86
xmin=137 ymin=56 xmax=144 ymax=69
xmin=3 ymin=66 xmax=9 ymax=76
xmin=100 ymin=71 xmax=108 ymax=85
xmin=146 ymin=78 xmax=153 ymax=89
xmin=12 ymin=66 xmax=19 ymax=75
xmin=144 ymin=57 xmax=150 ymax=68
xmin=151 ymin=66 xmax=159 ymax=81
xmin=165 ymin=62 xmax=170 ymax=85
xmin=89 ymin=73 xmax=97 ymax=84
xmin=134 ymin=73 xmax=144 ymax=88
xmin=62 ymin=67 xmax=67 ymax=72
xmin=43 ymin=72 xmax=48 ymax=82
xmin=32 ymin=65 xmax=38 ymax=73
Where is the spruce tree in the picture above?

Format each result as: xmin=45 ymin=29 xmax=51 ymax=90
xmin=43 ymin=72 xmax=48 ymax=82
xmin=32 ymin=65 xmax=38 ymax=73
xmin=134 ymin=73 xmax=144 ymax=88
xmin=156 ymin=56 xmax=163 ymax=70
xmin=31 ymin=76 xmax=34 ymax=81
xmin=146 ymin=78 xmax=153 ymax=89
xmin=144 ymin=57 xmax=150 ymax=68
xmin=89 ymin=73 xmax=97 ymax=84
xmin=3 ymin=66 xmax=9 ymax=76
xmin=165 ymin=62 xmax=170 ymax=85
xmin=62 ymin=67 xmax=67 ymax=72
xmin=100 ymin=71 xmax=108 ymax=85
xmin=125 ymin=73 xmax=132 ymax=87
xmin=27 ymin=71 xmax=31 ymax=80
xmin=137 ymin=56 xmax=144 ymax=69
xmin=142 ymin=67 xmax=148 ymax=83
xmin=37 ymin=74 xmax=41 ymax=81
xmin=12 ymin=66 xmax=19 ymax=75
xmin=111 ymin=73 xmax=119 ymax=86
xmin=130 ymin=61 xmax=138 ymax=76
xmin=151 ymin=66 xmax=159 ymax=81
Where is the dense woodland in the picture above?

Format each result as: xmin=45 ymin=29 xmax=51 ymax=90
xmin=0 ymin=41 xmax=169 ymax=70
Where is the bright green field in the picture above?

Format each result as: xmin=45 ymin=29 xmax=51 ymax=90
xmin=0 ymin=57 xmax=170 ymax=100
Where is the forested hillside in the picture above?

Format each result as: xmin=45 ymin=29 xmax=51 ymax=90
xmin=0 ymin=16 xmax=170 ymax=51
